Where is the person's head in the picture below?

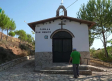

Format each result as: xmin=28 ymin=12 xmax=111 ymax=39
xmin=73 ymin=48 xmax=76 ymax=51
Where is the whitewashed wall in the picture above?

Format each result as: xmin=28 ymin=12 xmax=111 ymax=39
xmin=35 ymin=19 xmax=89 ymax=52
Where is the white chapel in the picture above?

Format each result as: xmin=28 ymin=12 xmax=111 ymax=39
xmin=28 ymin=4 xmax=95 ymax=66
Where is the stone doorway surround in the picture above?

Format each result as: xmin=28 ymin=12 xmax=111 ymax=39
xmin=50 ymin=29 xmax=75 ymax=39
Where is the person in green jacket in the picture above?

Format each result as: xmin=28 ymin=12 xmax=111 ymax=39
xmin=69 ymin=48 xmax=82 ymax=78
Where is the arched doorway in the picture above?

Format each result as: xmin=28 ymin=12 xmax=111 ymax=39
xmin=52 ymin=31 xmax=73 ymax=63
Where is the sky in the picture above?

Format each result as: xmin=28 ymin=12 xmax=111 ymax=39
xmin=0 ymin=0 xmax=112 ymax=49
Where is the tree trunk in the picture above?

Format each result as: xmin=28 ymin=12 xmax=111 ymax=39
xmin=102 ymin=29 xmax=108 ymax=57
xmin=20 ymin=38 xmax=21 ymax=44
xmin=1 ymin=29 xmax=3 ymax=40
xmin=6 ymin=29 xmax=8 ymax=41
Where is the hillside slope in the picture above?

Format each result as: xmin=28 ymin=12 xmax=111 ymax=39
xmin=0 ymin=32 xmax=35 ymax=64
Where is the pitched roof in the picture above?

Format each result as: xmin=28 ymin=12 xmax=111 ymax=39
xmin=28 ymin=16 xmax=95 ymax=31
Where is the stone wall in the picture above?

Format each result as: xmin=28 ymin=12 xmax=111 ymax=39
xmin=35 ymin=51 xmax=90 ymax=66
xmin=79 ymin=51 xmax=90 ymax=64
xmin=35 ymin=52 xmax=52 ymax=66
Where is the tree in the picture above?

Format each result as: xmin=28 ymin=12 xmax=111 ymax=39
xmin=15 ymin=30 xmax=27 ymax=43
xmin=9 ymin=19 xmax=16 ymax=31
xmin=77 ymin=0 xmax=112 ymax=57
xmin=107 ymin=39 xmax=112 ymax=46
xmin=0 ymin=8 xmax=2 ymax=13
xmin=5 ymin=16 xmax=11 ymax=41
xmin=26 ymin=34 xmax=32 ymax=43
xmin=32 ymin=37 xmax=35 ymax=46
xmin=8 ymin=31 xmax=15 ymax=37
xmin=89 ymin=31 xmax=94 ymax=47
xmin=0 ymin=10 xmax=8 ymax=40
xmin=0 ymin=8 xmax=16 ymax=41
xmin=31 ymin=31 xmax=35 ymax=46
xmin=31 ymin=31 xmax=35 ymax=34
xmin=8 ymin=31 xmax=15 ymax=41
xmin=5 ymin=19 xmax=16 ymax=41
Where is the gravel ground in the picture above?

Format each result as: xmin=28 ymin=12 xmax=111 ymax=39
xmin=0 ymin=58 xmax=112 ymax=81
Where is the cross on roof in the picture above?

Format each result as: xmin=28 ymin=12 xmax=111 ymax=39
xmin=61 ymin=0 xmax=63 ymax=5
xmin=59 ymin=20 xmax=65 ymax=29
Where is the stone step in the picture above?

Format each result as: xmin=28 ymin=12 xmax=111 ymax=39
xmin=43 ymin=66 xmax=89 ymax=70
xmin=36 ymin=70 xmax=92 ymax=75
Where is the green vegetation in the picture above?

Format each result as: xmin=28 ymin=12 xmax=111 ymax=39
xmin=90 ymin=47 xmax=112 ymax=62
xmin=0 ymin=8 xmax=35 ymax=46
xmin=26 ymin=34 xmax=33 ymax=43
xmin=19 ymin=44 xmax=29 ymax=50
xmin=14 ymin=30 xmax=35 ymax=45
xmin=5 ymin=19 xmax=16 ymax=41
xmin=14 ymin=30 xmax=27 ymax=43
xmin=77 ymin=0 xmax=112 ymax=57
xmin=8 ymin=31 xmax=15 ymax=37
xmin=0 ymin=8 xmax=2 ymax=13
xmin=0 ymin=9 xmax=16 ymax=41
xmin=0 ymin=10 xmax=8 ymax=40
xmin=0 ymin=8 xmax=35 ymax=64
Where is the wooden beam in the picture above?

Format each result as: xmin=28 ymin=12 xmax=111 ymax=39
xmin=49 ymin=21 xmax=51 ymax=23
xmin=88 ymin=25 xmax=90 ymax=27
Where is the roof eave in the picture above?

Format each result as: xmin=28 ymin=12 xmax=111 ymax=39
xmin=88 ymin=23 xmax=96 ymax=29
xmin=28 ymin=24 xmax=35 ymax=31
xmin=28 ymin=16 xmax=96 ymax=31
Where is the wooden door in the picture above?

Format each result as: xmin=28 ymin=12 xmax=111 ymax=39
xmin=53 ymin=39 xmax=62 ymax=62
xmin=62 ymin=39 xmax=72 ymax=62
xmin=53 ymin=38 xmax=72 ymax=62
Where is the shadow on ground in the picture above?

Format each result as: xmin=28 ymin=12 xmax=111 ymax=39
xmin=0 ymin=47 xmax=21 ymax=64
xmin=22 ymin=60 xmax=35 ymax=68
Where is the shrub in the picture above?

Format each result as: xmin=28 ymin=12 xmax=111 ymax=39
xmin=107 ymin=46 xmax=112 ymax=55
xmin=90 ymin=47 xmax=96 ymax=56
xmin=91 ymin=49 xmax=112 ymax=62
xmin=0 ymin=47 xmax=17 ymax=64
xmin=19 ymin=44 xmax=28 ymax=50
xmin=19 ymin=50 xmax=31 ymax=57
xmin=8 ymin=31 xmax=15 ymax=37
